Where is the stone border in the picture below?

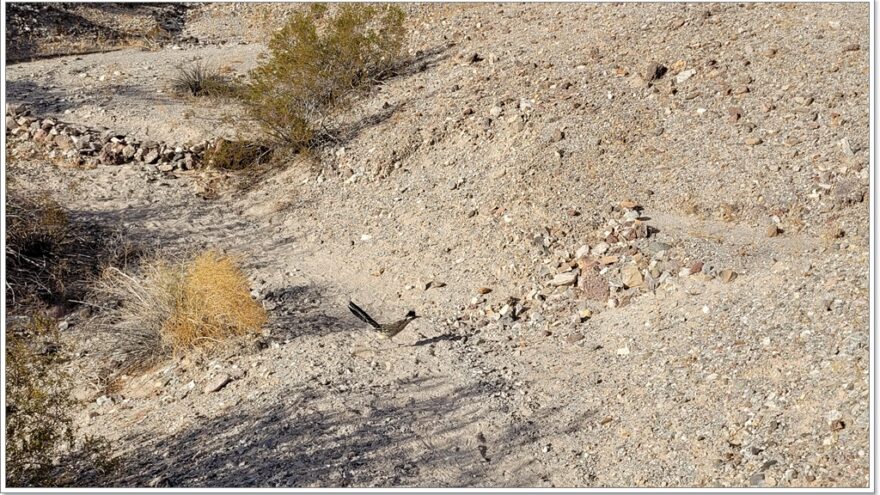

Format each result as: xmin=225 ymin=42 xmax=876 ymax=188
xmin=5 ymin=103 xmax=210 ymax=172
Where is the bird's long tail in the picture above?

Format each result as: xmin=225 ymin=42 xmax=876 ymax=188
xmin=348 ymin=301 xmax=381 ymax=329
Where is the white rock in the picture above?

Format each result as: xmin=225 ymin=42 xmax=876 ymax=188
xmin=593 ymin=242 xmax=610 ymax=255
xmin=676 ymin=69 xmax=696 ymax=83
xmin=550 ymin=271 xmax=578 ymax=287
xmin=617 ymin=346 xmax=630 ymax=356
xmin=575 ymin=245 xmax=590 ymax=259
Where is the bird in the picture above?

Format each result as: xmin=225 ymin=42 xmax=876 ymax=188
xmin=348 ymin=301 xmax=418 ymax=341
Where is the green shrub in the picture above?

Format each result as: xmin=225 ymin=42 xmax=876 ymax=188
xmin=242 ymin=3 xmax=406 ymax=149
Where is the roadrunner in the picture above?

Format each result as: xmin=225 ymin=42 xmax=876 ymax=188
xmin=348 ymin=301 xmax=418 ymax=340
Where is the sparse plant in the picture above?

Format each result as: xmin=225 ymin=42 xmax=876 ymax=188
xmin=242 ymin=3 xmax=406 ymax=149
xmin=170 ymin=61 xmax=235 ymax=97
xmin=5 ymin=190 xmax=138 ymax=312
xmin=203 ymin=138 xmax=273 ymax=171
xmin=5 ymin=315 xmax=117 ymax=487
xmin=96 ymin=250 xmax=266 ymax=372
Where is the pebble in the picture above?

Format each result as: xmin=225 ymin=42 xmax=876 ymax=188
xmin=720 ymin=269 xmax=738 ymax=283
xmin=643 ymin=62 xmax=667 ymax=82
xmin=616 ymin=346 xmax=630 ymax=356
xmin=766 ymin=224 xmax=780 ymax=237
xmin=675 ymin=69 xmax=696 ymax=83
xmin=839 ymin=137 xmax=855 ymax=156
xmin=621 ymin=265 xmax=644 ymax=288
xmin=592 ymin=242 xmax=610 ymax=255
xmin=745 ymin=137 xmax=763 ymax=146
xmin=565 ymin=333 xmax=584 ymax=344
xmin=203 ymin=373 xmax=231 ymax=393
xmin=575 ymin=245 xmax=590 ymax=259
xmin=550 ymin=271 xmax=578 ymax=287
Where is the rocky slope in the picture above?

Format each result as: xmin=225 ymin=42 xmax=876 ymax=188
xmin=4 ymin=3 xmax=870 ymax=488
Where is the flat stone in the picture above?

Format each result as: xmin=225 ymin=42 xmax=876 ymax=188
xmin=720 ymin=269 xmax=738 ymax=283
xmin=203 ymin=373 xmax=231 ymax=393
xmin=676 ymin=69 xmax=696 ymax=83
xmin=592 ymin=242 xmax=610 ymax=255
xmin=621 ymin=265 xmax=644 ymax=288
xmin=550 ymin=271 xmax=578 ymax=287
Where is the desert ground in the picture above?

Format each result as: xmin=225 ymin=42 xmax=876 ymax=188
xmin=3 ymin=2 xmax=871 ymax=488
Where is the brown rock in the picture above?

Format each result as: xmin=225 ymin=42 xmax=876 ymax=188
xmin=720 ymin=269 xmax=738 ymax=283
xmin=745 ymin=137 xmax=763 ymax=146
xmin=690 ymin=261 xmax=704 ymax=274
xmin=565 ymin=333 xmax=584 ymax=344
xmin=477 ymin=287 xmax=493 ymax=295
xmin=766 ymin=224 xmax=780 ymax=238
xmin=579 ymin=270 xmax=608 ymax=301
xmin=643 ymin=62 xmax=667 ymax=82
xmin=621 ymin=265 xmax=644 ymax=288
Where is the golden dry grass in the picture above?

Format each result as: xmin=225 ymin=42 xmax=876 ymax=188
xmin=97 ymin=251 xmax=266 ymax=370
xmin=163 ymin=251 xmax=267 ymax=353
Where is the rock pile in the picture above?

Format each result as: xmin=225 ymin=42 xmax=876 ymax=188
xmin=5 ymin=103 xmax=210 ymax=172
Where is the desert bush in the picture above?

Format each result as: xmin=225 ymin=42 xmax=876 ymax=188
xmin=170 ymin=61 xmax=236 ymax=97
xmin=96 ymin=250 xmax=266 ymax=371
xmin=5 ymin=315 xmax=117 ymax=487
xmin=242 ymin=3 xmax=406 ymax=149
xmin=203 ymin=138 xmax=273 ymax=170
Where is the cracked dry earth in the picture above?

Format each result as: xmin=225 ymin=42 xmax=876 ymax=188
xmin=4 ymin=2 xmax=870 ymax=488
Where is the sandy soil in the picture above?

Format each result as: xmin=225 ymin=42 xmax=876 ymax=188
xmin=4 ymin=3 xmax=870 ymax=488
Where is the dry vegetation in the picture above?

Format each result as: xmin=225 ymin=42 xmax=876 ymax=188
xmin=6 ymin=315 xmax=118 ymax=487
xmin=170 ymin=61 xmax=236 ymax=98
xmin=96 ymin=251 xmax=267 ymax=373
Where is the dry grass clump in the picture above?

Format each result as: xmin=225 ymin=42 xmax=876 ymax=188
xmin=97 ymin=250 xmax=266 ymax=371
xmin=242 ymin=3 xmax=406 ymax=149
xmin=170 ymin=61 xmax=237 ymax=97
xmin=202 ymin=138 xmax=273 ymax=170
xmin=6 ymin=190 xmax=140 ymax=312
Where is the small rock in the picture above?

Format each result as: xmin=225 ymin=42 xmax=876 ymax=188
xmin=565 ymin=333 xmax=584 ymax=344
xmin=577 ymin=308 xmax=593 ymax=321
xmin=839 ymin=137 xmax=855 ymax=156
xmin=489 ymin=106 xmax=503 ymax=118
xmin=766 ymin=224 xmax=780 ymax=237
xmin=616 ymin=346 xmax=630 ymax=356
xmin=477 ymin=287 xmax=492 ymax=295
xmin=550 ymin=271 xmax=578 ymax=287
xmin=675 ymin=69 xmax=696 ymax=84
xmin=643 ymin=62 xmax=667 ymax=82
xmin=203 ymin=373 xmax=231 ymax=393
xmin=592 ymin=242 xmax=609 ymax=255
xmin=745 ymin=137 xmax=763 ymax=146
xmin=842 ymin=43 xmax=860 ymax=52
xmin=720 ymin=269 xmax=738 ymax=283
xmin=575 ymin=245 xmax=590 ymax=259
xmin=690 ymin=261 xmax=704 ymax=274
xmin=621 ymin=265 xmax=644 ymax=288
xmin=143 ymin=149 xmax=160 ymax=164
xmin=750 ymin=473 xmax=765 ymax=486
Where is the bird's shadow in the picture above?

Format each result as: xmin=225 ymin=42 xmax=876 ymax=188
xmin=413 ymin=334 xmax=465 ymax=347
